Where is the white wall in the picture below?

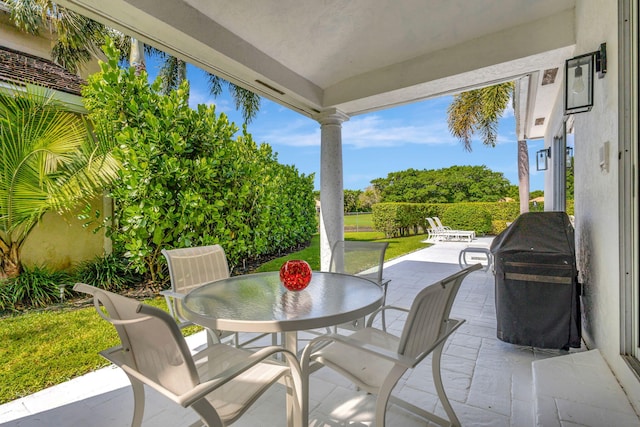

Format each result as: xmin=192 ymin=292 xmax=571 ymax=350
xmin=558 ymin=0 xmax=640 ymax=412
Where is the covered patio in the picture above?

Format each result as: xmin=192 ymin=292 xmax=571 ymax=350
xmin=1 ymin=238 xmax=638 ymax=426
xmin=2 ymin=0 xmax=639 ymax=424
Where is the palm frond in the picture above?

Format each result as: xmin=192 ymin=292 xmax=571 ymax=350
xmin=159 ymin=56 xmax=188 ymax=95
xmin=229 ymin=84 xmax=261 ymax=124
xmin=447 ymin=91 xmax=482 ymax=151
xmin=6 ymin=0 xmax=44 ymax=35
xmin=206 ymin=73 xmax=224 ymax=97
xmin=447 ymin=82 xmax=514 ymax=150
xmin=0 ymin=86 xmax=119 ymax=245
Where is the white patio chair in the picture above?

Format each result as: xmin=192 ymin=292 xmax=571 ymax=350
xmin=427 ymin=217 xmax=475 ymax=242
xmin=426 ymin=217 xmax=447 ymax=241
xmin=328 ymin=240 xmax=390 ymax=331
xmin=434 ymin=216 xmax=476 ymax=240
xmin=74 ymin=283 xmax=303 ymax=427
xmin=300 ymin=263 xmax=482 ymax=427
xmin=162 ymin=244 xmax=276 ymax=348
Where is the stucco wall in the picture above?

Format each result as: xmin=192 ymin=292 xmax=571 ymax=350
xmin=21 ymin=197 xmax=110 ymax=271
xmin=565 ymin=0 xmax=640 ymax=412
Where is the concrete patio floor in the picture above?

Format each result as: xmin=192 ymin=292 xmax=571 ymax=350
xmin=1 ymin=237 xmax=639 ymax=426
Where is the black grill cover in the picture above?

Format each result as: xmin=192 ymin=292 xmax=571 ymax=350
xmin=490 ymin=212 xmax=581 ymax=349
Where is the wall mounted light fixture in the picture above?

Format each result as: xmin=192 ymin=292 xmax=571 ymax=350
xmin=564 ymin=43 xmax=607 ymax=114
xmin=536 ymin=148 xmax=551 ymax=171
xmin=565 ymin=146 xmax=574 ymax=168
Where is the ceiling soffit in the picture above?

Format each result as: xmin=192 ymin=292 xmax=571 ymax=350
xmin=57 ymin=0 xmax=576 ymax=139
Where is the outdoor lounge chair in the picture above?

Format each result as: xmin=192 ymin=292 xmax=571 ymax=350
xmin=300 ymin=263 xmax=482 ymax=427
xmin=162 ymin=244 xmax=277 ymax=348
xmin=426 ymin=217 xmax=475 ymax=242
xmin=74 ymin=283 xmax=302 ymax=427
xmin=434 ymin=216 xmax=476 ymax=240
xmin=328 ymin=240 xmax=390 ymax=330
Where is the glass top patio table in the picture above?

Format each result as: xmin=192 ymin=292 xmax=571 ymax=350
xmin=181 ymin=271 xmax=383 ymax=336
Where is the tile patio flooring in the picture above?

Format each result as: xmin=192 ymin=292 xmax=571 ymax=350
xmin=1 ymin=237 xmax=639 ymax=426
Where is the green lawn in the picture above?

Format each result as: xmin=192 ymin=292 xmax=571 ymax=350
xmin=343 ymin=213 xmax=373 ymax=229
xmin=0 ymin=232 xmax=429 ymax=404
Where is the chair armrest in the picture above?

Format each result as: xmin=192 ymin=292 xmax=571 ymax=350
xmin=301 ymin=333 xmax=416 ymax=370
xmin=366 ymin=305 xmax=409 ymax=327
xmin=412 ymin=318 xmax=466 ymax=365
xmin=111 ymin=344 xmax=302 ymax=408
xmin=159 ymin=289 xmax=185 ymax=300
xmin=178 ymin=345 xmax=302 ymax=407
xmin=159 ymin=290 xmax=186 ymax=321
xmin=302 ymin=318 xmax=467 ymax=372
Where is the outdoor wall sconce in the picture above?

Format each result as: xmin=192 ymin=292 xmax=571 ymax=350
xmin=566 ymin=146 xmax=574 ymax=168
xmin=564 ymin=43 xmax=607 ymax=114
xmin=536 ymin=148 xmax=550 ymax=171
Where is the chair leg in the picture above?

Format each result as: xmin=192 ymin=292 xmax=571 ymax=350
xmin=432 ymin=344 xmax=461 ymax=427
xmin=205 ymin=327 xmax=221 ymax=346
xmin=191 ymin=399 xmax=225 ymax=427
xmin=381 ymin=284 xmax=388 ymax=331
xmin=126 ymin=375 xmax=145 ymax=427
xmin=374 ymin=365 xmax=405 ymax=427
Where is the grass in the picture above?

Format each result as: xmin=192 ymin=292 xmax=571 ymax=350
xmin=343 ymin=213 xmax=373 ymax=229
xmin=0 ymin=297 xmax=171 ymax=404
xmin=0 ymin=232 xmax=430 ymax=404
xmin=253 ymin=232 xmax=429 ymax=272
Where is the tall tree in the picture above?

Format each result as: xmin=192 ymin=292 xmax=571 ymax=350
xmin=0 ymin=87 xmax=119 ymax=278
xmin=372 ymin=165 xmax=511 ymax=203
xmin=5 ymin=0 xmax=261 ymax=123
xmin=446 ymin=82 xmax=531 ymax=213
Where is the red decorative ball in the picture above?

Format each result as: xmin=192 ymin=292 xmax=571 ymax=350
xmin=279 ymin=260 xmax=312 ymax=291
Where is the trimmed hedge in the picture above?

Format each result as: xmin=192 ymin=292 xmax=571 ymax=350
xmin=83 ymin=41 xmax=316 ymax=282
xmin=372 ymin=201 xmax=574 ymax=237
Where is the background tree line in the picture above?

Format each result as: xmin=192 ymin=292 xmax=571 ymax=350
xmin=337 ymin=164 xmax=559 ymax=213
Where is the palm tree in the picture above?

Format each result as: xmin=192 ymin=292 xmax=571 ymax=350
xmin=446 ymin=82 xmax=531 ymax=213
xmin=154 ymin=51 xmax=260 ymax=123
xmin=0 ymin=87 xmax=119 ymax=278
xmin=7 ymin=0 xmax=113 ymax=73
xmin=5 ymin=0 xmax=261 ymax=123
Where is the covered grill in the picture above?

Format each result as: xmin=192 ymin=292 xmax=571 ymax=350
xmin=490 ymin=212 xmax=581 ymax=349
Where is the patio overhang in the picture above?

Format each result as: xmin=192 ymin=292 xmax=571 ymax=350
xmin=57 ymin=0 xmax=576 ymax=138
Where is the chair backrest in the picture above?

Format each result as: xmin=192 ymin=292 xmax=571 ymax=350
xmin=397 ymin=264 xmax=482 ymax=360
xmin=433 ymin=217 xmax=446 ymax=228
xmin=162 ymin=245 xmax=230 ymax=294
xmin=74 ymin=283 xmax=199 ymax=395
xmin=426 ymin=217 xmax=438 ymax=230
xmin=329 ymin=240 xmax=389 ymax=285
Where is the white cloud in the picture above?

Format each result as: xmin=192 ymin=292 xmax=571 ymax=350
xmin=342 ymin=115 xmax=456 ymax=148
xmin=254 ymin=118 xmax=321 ymax=147
xmin=187 ymin=87 xmax=216 ymax=108
xmin=254 ymin=113 xmax=459 ymax=149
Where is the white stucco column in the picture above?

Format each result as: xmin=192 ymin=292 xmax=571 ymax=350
xmin=315 ymin=108 xmax=349 ymax=271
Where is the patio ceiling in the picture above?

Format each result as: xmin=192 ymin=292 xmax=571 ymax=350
xmin=57 ymin=0 xmax=576 ymax=139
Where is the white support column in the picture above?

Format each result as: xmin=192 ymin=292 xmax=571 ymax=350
xmin=315 ymin=109 xmax=349 ymax=271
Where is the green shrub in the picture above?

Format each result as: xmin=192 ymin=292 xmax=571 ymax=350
xmin=491 ymin=219 xmax=511 ymax=235
xmin=1 ymin=266 xmax=71 ymax=310
xmin=372 ymin=203 xmax=434 ymax=237
xmin=83 ymin=40 xmax=316 ymax=282
xmin=74 ymin=253 xmax=141 ymax=291
xmin=440 ymin=204 xmax=492 ymax=235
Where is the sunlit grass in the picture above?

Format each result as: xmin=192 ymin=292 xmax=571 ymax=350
xmin=0 ymin=297 xmax=170 ymax=404
xmin=253 ymin=232 xmax=429 ymax=272
xmin=343 ymin=213 xmax=373 ymax=228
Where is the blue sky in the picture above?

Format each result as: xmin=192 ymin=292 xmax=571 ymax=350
xmin=150 ymin=63 xmax=547 ymax=192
